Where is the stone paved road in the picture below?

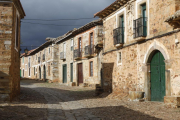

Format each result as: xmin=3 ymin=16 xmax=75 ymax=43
xmin=21 ymin=80 xmax=101 ymax=120
xmin=1 ymin=79 xmax=180 ymax=120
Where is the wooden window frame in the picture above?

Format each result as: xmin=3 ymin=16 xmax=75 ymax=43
xmin=89 ymin=32 xmax=94 ymax=45
xmin=89 ymin=61 xmax=93 ymax=77
xmin=71 ymin=39 xmax=74 ymax=51
xmin=78 ymin=37 xmax=82 ymax=50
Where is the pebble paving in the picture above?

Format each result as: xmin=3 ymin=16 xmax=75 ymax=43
xmin=21 ymin=80 xmax=101 ymax=120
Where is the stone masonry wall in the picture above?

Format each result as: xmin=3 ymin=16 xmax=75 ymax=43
xmin=102 ymin=0 xmax=180 ymax=97
xmin=72 ymin=26 xmax=102 ymax=86
xmin=0 ymin=3 xmax=13 ymax=97
xmin=58 ymin=38 xmax=74 ymax=84
xmin=20 ymin=44 xmax=54 ymax=82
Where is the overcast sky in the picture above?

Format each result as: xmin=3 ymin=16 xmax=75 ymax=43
xmin=20 ymin=0 xmax=115 ymax=50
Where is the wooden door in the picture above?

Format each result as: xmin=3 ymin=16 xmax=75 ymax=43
xmin=63 ymin=64 xmax=67 ymax=83
xmin=43 ymin=65 xmax=46 ymax=80
xmin=150 ymin=51 xmax=165 ymax=101
xmin=39 ymin=67 xmax=41 ymax=79
xmin=78 ymin=63 xmax=83 ymax=85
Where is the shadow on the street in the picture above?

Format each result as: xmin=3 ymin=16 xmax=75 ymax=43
xmin=0 ymin=105 xmax=162 ymax=120
xmin=19 ymin=79 xmax=111 ymax=103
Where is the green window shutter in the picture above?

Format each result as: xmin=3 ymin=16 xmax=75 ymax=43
xmin=141 ymin=4 xmax=147 ymax=36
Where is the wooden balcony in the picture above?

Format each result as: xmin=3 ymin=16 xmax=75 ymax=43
xmin=74 ymin=49 xmax=82 ymax=60
xmin=84 ymin=45 xmax=94 ymax=58
xmin=60 ymin=52 xmax=66 ymax=60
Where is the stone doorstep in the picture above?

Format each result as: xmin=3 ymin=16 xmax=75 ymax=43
xmin=164 ymin=96 xmax=180 ymax=108
xmin=68 ymin=82 xmax=76 ymax=87
xmin=129 ymin=91 xmax=145 ymax=101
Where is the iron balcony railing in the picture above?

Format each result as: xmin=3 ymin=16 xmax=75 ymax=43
xmin=74 ymin=49 xmax=82 ymax=59
xmin=133 ymin=17 xmax=147 ymax=38
xmin=113 ymin=27 xmax=124 ymax=45
xmin=43 ymin=54 xmax=45 ymax=60
xmin=84 ymin=45 xmax=94 ymax=56
xmin=38 ymin=57 xmax=41 ymax=63
xmin=60 ymin=52 xmax=66 ymax=60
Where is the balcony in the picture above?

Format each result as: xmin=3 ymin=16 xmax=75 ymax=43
xmin=96 ymin=30 xmax=104 ymax=48
xmin=133 ymin=17 xmax=147 ymax=42
xmin=84 ymin=45 xmax=94 ymax=58
xmin=43 ymin=54 xmax=45 ymax=61
xmin=60 ymin=52 xmax=66 ymax=60
xmin=113 ymin=27 xmax=124 ymax=48
xmin=38 ymin=57 xmax=41 ymax=63
xmin=74 ymin=49 xmax=82 ymax=60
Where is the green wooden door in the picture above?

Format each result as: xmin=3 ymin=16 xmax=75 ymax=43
xmin=142 ymin=4 xmax=147 ymax=36
xmin=150 ymin=51 xmax=165 ymax=101
xmin=70 ymin=63 xmax=73 ymax=82
xmin=63 ymin=64 xmax=67 ymax=83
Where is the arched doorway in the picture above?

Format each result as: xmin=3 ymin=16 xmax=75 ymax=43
xmin=39 ymin=67 xmax=41 ymax=79
xmin=43 ymin=65 xmax=46 ymax=80
xmin=150 ymin=50 xmax=165 ymax=101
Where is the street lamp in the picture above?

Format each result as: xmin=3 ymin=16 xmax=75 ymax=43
xmin=24 ymin=48 xmax=28 ymax=55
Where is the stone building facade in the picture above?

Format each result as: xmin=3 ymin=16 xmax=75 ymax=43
xmin=94 ymin=0 xmax=180 ymax=106
xmin=55 ymin=20 xmax=103 ymax=87
xmin=21 ymin=20 xmax=104 ymax=88
xmin=20 ymin=39 xmax=55 ymax=82
xmin=0 ymin=0 xmax=25 ymax=101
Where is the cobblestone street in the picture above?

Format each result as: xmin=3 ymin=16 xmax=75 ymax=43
xmin=1 ymin=79 xmax=180 ymax=120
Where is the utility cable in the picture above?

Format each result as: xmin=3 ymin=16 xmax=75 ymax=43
xmin=21 ymin=21 xmax=84 ymax=26
xmin=22 ymin=17 xmax=95 ymax=21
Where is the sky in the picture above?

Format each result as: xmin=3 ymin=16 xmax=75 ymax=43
xmin=20 ymin=0 xmax=115 ymax=50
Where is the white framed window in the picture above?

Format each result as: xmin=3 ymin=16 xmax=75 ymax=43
xmin=49 ymin=47 xmax=50 ymax=54
xmin=22 ymin=57 xmax=24 ymax=64
xmin=71 ymin=39 xmax=74 ymax=51
xmin=136 ymin=0 xmax=149 ymax=36
xmin=25 ymin=64 xmax=27 ymax=71
xmin=36 ymin=55 xmax=37 ymax=60
xmin=23 ymin=69 xmax=24 ymax=77
xmin=116 ymin=8 xmax=126 ymax=43
xmin=117 ymin=52 xmax=122 ymax=65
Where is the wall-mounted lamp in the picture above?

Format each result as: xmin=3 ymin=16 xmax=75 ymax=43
xmin=24 ymin=48 xmax=28 ymax=55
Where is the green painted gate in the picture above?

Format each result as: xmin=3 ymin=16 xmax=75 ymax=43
xmin=150 ymin=51 xmax=165 ymax=101
xmin=63 ymin=64 xmax=67 ymax=83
